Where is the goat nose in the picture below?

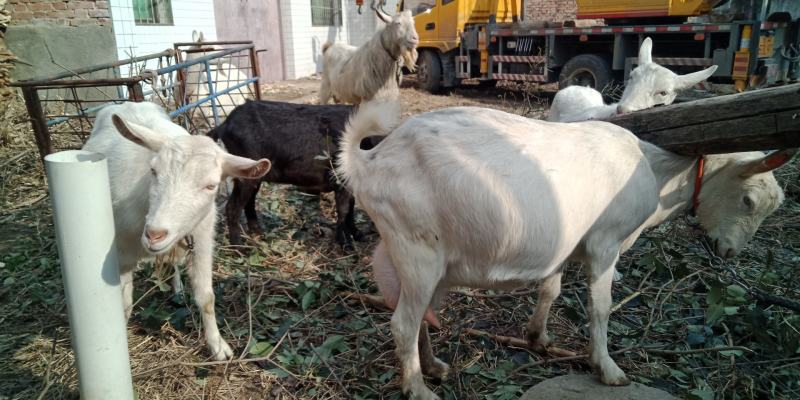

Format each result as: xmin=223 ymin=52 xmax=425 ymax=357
xmin=145 ymin=227 xmax=168 ymax=244
xmin=616 ymin=104 xmax=626 ymax=114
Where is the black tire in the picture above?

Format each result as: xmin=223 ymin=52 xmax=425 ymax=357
xmin=417 ymin=50 xmax=442 ymax=93
xmin=477 ymin=79 xmax=497 ymax=88
xmin=558 ymin=54 xmax=613 ymax=91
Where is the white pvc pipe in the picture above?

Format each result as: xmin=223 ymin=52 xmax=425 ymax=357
xmin=45 ymin=150 xmax=134 ymax=400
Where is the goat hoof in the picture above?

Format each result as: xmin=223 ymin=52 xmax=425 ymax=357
xmin=422 ymin=357 xmax=450 ymax=381
xmin=246 ymin=222 xmax=263 ymax=236
xmin=210 ymin=340 xmax=234 ymax=361
xmin=596 ymin=361 xmax=630 ymax=386
xmin=526 ymin=333 xmax=551 ymax=354
xmin=352 ymin=230 xmax=367 ymax=242
xmin=403 ymin=383 xmax=440 ymax=400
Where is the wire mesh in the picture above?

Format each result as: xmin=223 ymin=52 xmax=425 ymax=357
xmin=11 ymin=42 xmax=259 ymax=162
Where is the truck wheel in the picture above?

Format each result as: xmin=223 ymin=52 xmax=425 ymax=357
xmin=558 ymin=54 xmax=613 ymax=91
xmin=417 ymin=50 xmax=442 ymax=93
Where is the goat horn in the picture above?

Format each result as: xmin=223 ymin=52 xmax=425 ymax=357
xmin=371 ymin=0 xmax=391 ymax=23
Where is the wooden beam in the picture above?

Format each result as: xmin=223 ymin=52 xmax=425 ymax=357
xmin=605 ymin=83 xmax=800 ymax=155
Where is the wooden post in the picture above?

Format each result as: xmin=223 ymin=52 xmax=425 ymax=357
xmin=250 ymin=47 xmax=262 ymax=101
xmin=127 ymin=83 xmax=144 ymax=102
xmin=605 ymin=83 xmax=800 ymax=155
xmin=21 ymin=87 xmax=53 ymax=162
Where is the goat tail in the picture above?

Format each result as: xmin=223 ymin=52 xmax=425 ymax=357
xmin=336 ymin=99 xmax=400 ymax=190
xmin=322 ymin=42 xmax=333 ymax=54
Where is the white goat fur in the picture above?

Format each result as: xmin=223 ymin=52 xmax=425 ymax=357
xmin=319 ymin=10 xmax=418 ymax=105
xmin=548 ymin=37 xmax=718 ymax=122
xmin=338 ymin=100 xmax=794 ymax=399
xmin=82 ymin=101 xmax=270 ymax=361
xmin=185 ymin=31 xmax=251 ymax=122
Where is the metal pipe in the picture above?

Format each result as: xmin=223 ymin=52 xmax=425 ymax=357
xmin=44 ymin=150 xmax=134 ymax=400
xmin=168 ymin=77 xmax=257 ymax=117
xmin=203 ymin=60 xmax=221 ymax=126
xmin=11 ymin=50 xmax=174 ymax=86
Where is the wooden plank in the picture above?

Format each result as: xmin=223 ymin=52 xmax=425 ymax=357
xmin=605 ymin=83 xmax=800 ymax=155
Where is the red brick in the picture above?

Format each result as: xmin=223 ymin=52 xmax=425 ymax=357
xmin=29 ymin=2 xmax=52 ymax=11
xmin=88 ymin=8 xmax=108 ymax=18
xmin=96 ymin=17 xmax=110 ymax=25
xmin=13 ymin=3 xmax=28 ymax=12
xmin=73 ymin=8 xmax=88 ymax=18
xmin=12 ymin=11 xmax=34 ymax=21
xmin=32 ymin=10 xmax=48 ymax=18
xmin=96 ymin=1 xmax=109 ymax=10
xmin=67 ymin=1 xmax=95 ymax=10
xmin=51 ymin=2 xmax=67 ymax=11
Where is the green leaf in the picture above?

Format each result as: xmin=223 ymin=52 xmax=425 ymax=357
xmin=706 ymin=302 xmax=725 ymax=325
xmin=378 ymin=369 xmax=396 ymax=383
xmin=707 ymin=285 xmax=723 ymax=305
xmin=719 ymin=349 xmax=743 ymax=357
xmin=727 ymin=284 xmax=747 ymax=297
xmin=301 ymin=290 xmax=316 ymax=311
xmin=248 ymin=253 xmax=265 ymax=267
xmin=688 ymin=388 xmax=715 ymax=400
xmin=724 ymin=306 xmax=739 ymax=315
xmin=463 ymin=364 xmax=481 ymax=375
xmin=250 ymin=341 xmax=273 ymax=356
xmin=269 ymin=368 xmax=291 ymax=378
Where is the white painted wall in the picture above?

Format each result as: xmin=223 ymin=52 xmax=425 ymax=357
xmin=109 ymin=0 xmax=217 ymax=74
xmin=279 ymin=0 xmax=400 ymax=79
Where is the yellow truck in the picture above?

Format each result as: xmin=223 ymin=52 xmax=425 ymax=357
xmin=397 ymin=0 xmax=800 ymax=93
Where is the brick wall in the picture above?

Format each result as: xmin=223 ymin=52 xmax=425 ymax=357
xmin=5 ymin=0 xmax=111 ymax=27
xmin=524 ymin=0 xmax=576 ymax=23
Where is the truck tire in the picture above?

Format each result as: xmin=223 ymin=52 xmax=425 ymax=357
xmin=417 ymin=50 xmax=442 ymax=93
xmin=558 ymin=54 xmax=613 ymax=91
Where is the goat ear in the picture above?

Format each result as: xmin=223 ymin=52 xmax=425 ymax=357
xmin=740 ymin=148 xmax=798 ymax=177
xmin=111 ymin=114 xmax=166 ymax=152
xmin=638 ymin=37 xmax=653 ymax=64
xmin=192 ymin=30 xmax=200 ymax=42
xmin=222 ymin=154 xmax=271 ymax=179
xmin=677 ymin=65 xmax=718 ymax=89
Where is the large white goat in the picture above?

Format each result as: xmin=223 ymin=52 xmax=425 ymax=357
xmin=548 ymin=37 xmax=718 ymax=122
xmin=82 ymin=101 xmax=271 ymax=360
xmin=184 ymin=31 xmax=251 ymax=123
xmin=338 ymin=100 xmax=796 ymax=399
xmin=319 ymin=8 xmax=419 ymax=105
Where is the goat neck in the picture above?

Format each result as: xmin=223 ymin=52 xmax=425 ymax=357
xmin=638 ymin=144 xmax=724 ymax=229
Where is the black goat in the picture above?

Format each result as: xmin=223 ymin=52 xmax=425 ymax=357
xmin=209 ymin=100 xmax=364 ymax=247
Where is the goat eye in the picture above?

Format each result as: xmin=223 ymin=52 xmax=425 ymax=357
xmin=743 ymin=196 xmax=754 ymax=209
xmin=658 ymin=91 xmax=668 ymax=96
xmin=150 ymin=168 xmax=157 ymax=177
xmin=205 ymin=184 xmax=217 ymax=191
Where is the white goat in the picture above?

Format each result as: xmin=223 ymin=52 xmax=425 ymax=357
xmin=82 ymin=101 xmax=271 ymax=360
xmin=338 ymin=100 xmax=796 ymax=399
xmin=184 ymin=31 xmax=251 ymax=123
xmin=319 ymin=8 xmax=419 ymax=105
xmin=548 ymin=37 xmax=718 ymax=122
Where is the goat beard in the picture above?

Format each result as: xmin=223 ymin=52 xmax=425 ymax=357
xmin=401 ymin=47 xmax=418 ymax=73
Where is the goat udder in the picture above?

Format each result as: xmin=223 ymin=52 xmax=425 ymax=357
xmin=372 ymin=241 xmax=440 ymax=328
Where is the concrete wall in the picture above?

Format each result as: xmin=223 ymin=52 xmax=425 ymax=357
xmin=6 ymin=23 xmax=117 ymax=81
xmin=279 ymin=0 xmax=395 ymax=79
xmin=214 ymin=0 xmax=284 ymax=81
xmin=109 ymin=0 xmax=217 ymax=69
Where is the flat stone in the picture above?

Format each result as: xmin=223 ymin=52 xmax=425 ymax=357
xmin=520 ymin=374 xmax=679 ymax=400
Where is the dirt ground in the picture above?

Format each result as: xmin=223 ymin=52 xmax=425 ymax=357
xmin=1 ymin=78 xmax=799 ymax=400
